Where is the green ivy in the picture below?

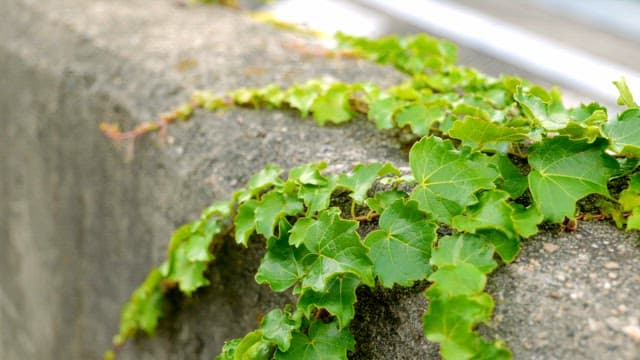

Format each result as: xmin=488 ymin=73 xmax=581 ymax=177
xmin=105 ymin=31 xmax=640 ymax=360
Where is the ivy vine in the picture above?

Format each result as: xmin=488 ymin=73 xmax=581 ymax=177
xmin=103 ymin=30 xmax=640 ymax=360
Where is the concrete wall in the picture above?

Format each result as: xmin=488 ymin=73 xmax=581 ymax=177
xmin=1 ymin=1 xmax=639 ymax=359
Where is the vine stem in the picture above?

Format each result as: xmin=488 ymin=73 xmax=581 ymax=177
xmin=352 ymin=212 xmax=380 ymax=222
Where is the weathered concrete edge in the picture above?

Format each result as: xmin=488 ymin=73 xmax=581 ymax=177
xmin=1 ymin=1 xmax=410 ymax=359
xmin=2 ymin=1 xmax=639 ymax=359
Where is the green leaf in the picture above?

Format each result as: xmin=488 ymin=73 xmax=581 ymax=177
xmin=298 ymin=176 xmax=338 ymax=215
xmin=490 ymin=154 xmax=528 ymax=198
xmin=285 ymin=80 xmax=323 ymax=117
xmin=298 ymin=274 xmax=360 ymax=329
xmin=311 ymin=83 xmax=354 ymax=125
xmin=338 ymin=162 xmax=400 ymax=203
xmin=528 ymin=137 xmax=618 ymax=221
xmin=478 ymin=230 xmax=519 ymax=263
xmin=449 ymin=116 xmax=528 ymax=147
xmin=627 ymin=207 xmax=640 ymax=230
xmin=395 ymin=103 xmax=443 ymax=136
xmin=166 ymin=244 xmax=210 ymax=295
xmin=364 ymin=199 xmax=437 ymax=287
xmin=451 ymin=190 xmax=517 ymax=238
xmin=365 ymin=189 xmax=408 ymax=214
xmin=234 ymin=164 xmax=284 ymax=203
xmin=183 ymin=233 xmax=214 ymax=262
xmin=298 ymin=209 xmax=374 ymax=292
xmin=255 ymin=220 xmax=307 ymax=292
xmin=618 ymin=173 xmax=640 ymax=231
xmin=234 ymin=330 xmax=273 ymax=360
xmin=619 ymin=173 xmax=640 ymax=211
xmin=167 ymin=223 xmax=193 ymax=254
xmin=256 ymin=84 xmax=285 ymax=108
xmin=426 ymin=263 xmax=486 ymax=297
xmin=215 ymin=338 xmax=241 ymax=360
xmin=288 ymin=217 xmax=315 ymax=247
xmin=604 ymin=108 xmax=640 ymax=157
xmin=409 ymin=136 xmax=498 ymax=222
xmin=423 ymin=293 xmax=493 ymax=350
xmin=260 ymin=308 xmax=302 ymax=352
xmin=234 ymin=199 xmax=258 ymax=246
xmin=430 ymin=234 xmax=497 ymax=274
xmin=570 ymin=102 xmax=608 ymax=124
xmin=117 ymin=269 xmax=165 ymax=340
xmin=275 ymin=320 xmax=355 ymax=360
xmin=511 ymin=203 xmax=543 ymax=238
xmin=248 ymin=164 xmax=283 ymax=191
xmin=557 ymin=122 xmax=602 ymax=143
xmin=514 ymin=87 xmax=569 ymax=130
xmin=288 ymin=162 xmax=329 ymax=186
xmin=367 ymin=97 xmax=406 ymax=129
xmin=255 ymin=191 xmax=304 ymax=239
xmin=613 ymin=78 xmax=637 ymax=108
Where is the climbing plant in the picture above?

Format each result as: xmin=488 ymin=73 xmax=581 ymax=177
xmin=102 ymin=28 xmax=640 ymax=360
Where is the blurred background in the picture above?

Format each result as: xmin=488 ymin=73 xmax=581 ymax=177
xmin=250 ymin=0 xmax=640 ymax=111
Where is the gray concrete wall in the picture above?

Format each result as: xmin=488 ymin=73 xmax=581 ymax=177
xmin=1 ymin=1 xmax=639 ymax=359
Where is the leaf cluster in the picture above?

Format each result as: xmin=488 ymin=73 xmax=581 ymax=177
xmin=108 ymin=32 xmax=640 ymax=360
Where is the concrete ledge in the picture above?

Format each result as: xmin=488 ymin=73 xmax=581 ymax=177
xmin=1 ymin=1 xmax=639 ymax=359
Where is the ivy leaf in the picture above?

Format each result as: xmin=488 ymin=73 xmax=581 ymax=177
xmin=288 ymin=162 xmax=328 ymax=186
xmin=423 ymin=294 xmax=494 ymax=351
xmin=365 ymin=190 xmax=408 ymax=214
xmin=619 ymin=173 xmax=640 ymax=211
xmin=255 ymin=220 xmax=307 ymax=292
xmin=514 ymin=87 xmax=569 ymax=130
xmin=511 ymin=203 xmax=543 ymax=238
xmin=233 ymin=330 xmax=274 ymax=360
xmin=167 ymin=223 xmax=193 ymax=254
xmin=409 ymin=136 xmax=498 ymax=222
xmin=557 ymin=122 xmax=602 ymax=143
xmin=255 ymin=191 xmax=304 ymax=239
xmin=426 ymin=263 xmax=486 ymax=297
xmin=613 ymin=78 xmax=637 ymax=108
xmin=215 ymin=338 xmax=241 ymax=360
xmin=298 ymin=274 xmax=360 ymax=329
xmin=395 ymin=103 xmax=444 ymax=136
xmin=451 ymin=190 xmax=517 ymax=238
xmin=285 ymin=80 xmax=323 ymax=117
xmin=528 ymin=137 xmax=618 ymax=221
xmin=490 ymin=154 xmax=528 ymax=198
xmin=234 ymin=199 xmax=258 ymax=246
xmin=430 ymin=234 xmax=497 ymax=274
xmin=275 ymin=320 xmax=355 ymax=360
xmin=627 ymin=208 xmax=640 ymax=230
xmin=367 ymin=97 xmax=406 ymax=129
xmin=449 ymin=116 xmax=528 ymax=148
xmin=117 ymin=268 xmax=165 ymax=341
xmin=618 ymin=173 xmax=640 ymax=231
xmin=451 ymin=189 xmax=542 ymax=241
xmin=338 ymin=162 xmax=400 ymax=203
xmin=298 ymin=209 xmax=374 ymax=292
xmin=311 ymin=83 xmax=354 ymax=125
xmin=166 ymin=244 xmax=210 ymax=295
xmin=364 ymin=199 xmax=437 ymax=287
xmin=183 ymin=233 xmax=214 ymax=262
xmin=570 ymin=102 xmax=608 ymax=124
xmin=603 ymin=108 xmax=640 ymax=157
xmin=288 ymin=217 xmax=315 ymax=247
xmin=260 ymin=308 xmax=302 ymax=352
xmin=255 ymin=84 xmax=285 ymax=108
xmin=478 ymin=230 xmax=519 ymax=263
xmin=298 ymin=176 xmax=338 ymax=215
xmin=247 ymin=164 xmax=284 ymax=195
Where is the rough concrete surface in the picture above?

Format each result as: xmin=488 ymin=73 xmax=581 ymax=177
xmin=1 ymin=0 xmax=639 ymax=359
